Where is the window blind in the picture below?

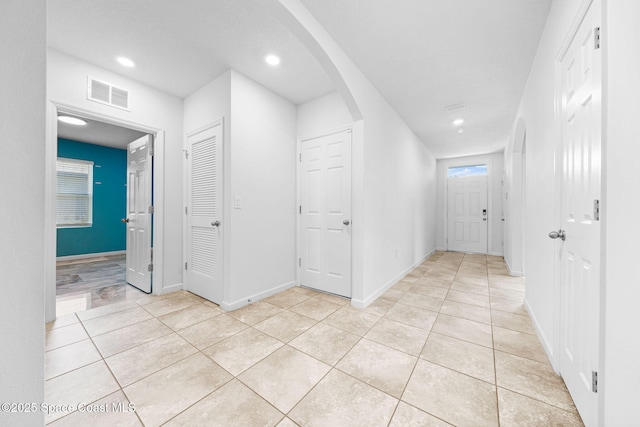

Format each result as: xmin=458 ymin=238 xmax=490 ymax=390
xmin=56 ymin=158 xmax=93 ymax=227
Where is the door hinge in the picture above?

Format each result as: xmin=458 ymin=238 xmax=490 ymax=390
xmin=149 ymin=206 xmax=154 ymax=214
xmin=149 ymin=139 xmax=155 ymax=156
xmin=594 ymin=27 xmax=601 ymax=49
xmin=148 ymin=263 xmax=153 ymax=272
xmin=593 ymin=199 xmax=600 ymax=221
xmin=299 ymin=205 xmax=301 ymax=214
xmin=185 ymin=206 xmax=188 ymax=215
xmin=185 ymin=262 xmax=188 ymax=270
xmin=299 ymin=153 xmax=302 ymax=162
xmin=592 ymin=371 xmax=598 ymax=393
xmin=298 ymin=258 xmax=301 ymax=267
xmin=183 ymin=149 xmax=189 ymax=159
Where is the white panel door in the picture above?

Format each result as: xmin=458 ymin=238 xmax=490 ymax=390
xmin=447 ymin=175 xmax=488 ymax=253
xmin=555 ymin=4 xmax=601 ymax=425
xmin=186 ymin=123 xmax=223 ymax=303
xmin=300 ymin=130 xmax=351 ymax=297
xmin=125 ymin=135 xmax=153 ymax=293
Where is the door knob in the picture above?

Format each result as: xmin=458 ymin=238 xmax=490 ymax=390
xmin=548 ymin=229 xmax=566 ymax=241
xmin=343 ymin=219 xmax=350 ymax=226
xmin=211 ymin=221 xmax=220 ymax=227
xmin=121 ymin=218 xmax=129 ymax=223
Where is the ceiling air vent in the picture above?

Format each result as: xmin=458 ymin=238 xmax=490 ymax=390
xmin=445 ymin=103 xmax=467 ymax=112
xmin=87 ymin=77 xmax=130 ymax=111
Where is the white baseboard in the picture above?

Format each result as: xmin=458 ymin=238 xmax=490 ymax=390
xmin=490 ymin=251 xmax=504 ymax=257
xmin=504 ymin=257 xmax=524 ymax=276
xmin=159 ymin=282 xmax=183 ymax=295
xmin=351 ymin=249 xmax=435 ymax=309
xmin=56 ymin=250 xmax=125 ymax=261
xmin=524 ymin=297 xmax=556 ymax=371
xmin=220 ymin=281 xmax=297 ymax=311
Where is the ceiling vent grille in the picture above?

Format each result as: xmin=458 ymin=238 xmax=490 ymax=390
xmin=445 ymin=103 xmax=467 ymax=112
xmin=87 ymin=77 xmax=130 ymax=111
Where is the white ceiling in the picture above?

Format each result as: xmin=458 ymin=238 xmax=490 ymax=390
xmin=58 ymin=114 xmax=146 ymax=149
xmin=48 ymin=0 xmax=551 ymax=159
xmin=48 ymin=0 xmax=335 ymax=104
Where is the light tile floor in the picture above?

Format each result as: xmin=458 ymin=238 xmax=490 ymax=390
xmin=45 ymin=251 xmax=584 ymax=426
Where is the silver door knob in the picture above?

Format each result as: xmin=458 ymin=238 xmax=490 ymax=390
xmin=211 ymin=221 xmax=220 ymax=227
xmin=121 ymin=218 xmax=129 ymax=223
xmin=343 ymin=219 xmax=350 ymax=226
xmin=548 ymin=229 xmax=566 ymax=241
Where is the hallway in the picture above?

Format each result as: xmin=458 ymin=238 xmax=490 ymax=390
xmin=45 ymin=251 xmax=582 ymax=426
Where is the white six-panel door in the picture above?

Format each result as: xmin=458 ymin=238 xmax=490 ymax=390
xmin=557 ymin=3 xmax=601 ymax=425
xmin=299 ymin=130 xmax=352 ymax=297
xmin=125 ymin=135 xmax=153 ymax=293
xmin=186 ymin=123 xmax=223 ymax=303
xmin=447 ymin=175 xmax=488 ymax=254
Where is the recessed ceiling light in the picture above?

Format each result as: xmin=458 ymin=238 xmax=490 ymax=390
xmin=453 ymin=118 xmax=464 ymax=126
xmin=58 ymin=116 xmax=87 ymax=126
xmin=116 ymin=56 xmax=135 ymax=68
xmin=457 ymin=128 xmax=465 ymax=134
xmin=265 ymin=54 xmax=280 ymax=66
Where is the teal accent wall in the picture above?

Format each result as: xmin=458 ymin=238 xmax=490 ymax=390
xmin=57 ymin=139 xmax=127 ymax=257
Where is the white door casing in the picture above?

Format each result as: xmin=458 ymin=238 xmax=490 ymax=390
xmin=556 ymin=3 xmax=601 ymax=425
xmin=299 ymin=129 xmax=352 ymax=297
xmin=125 ymin=135 xmax=153 ymax=293
xmin=447 ymin=175 xmax=488 ymax=254
xmin=186 ymin=122 xmax=223 ymax=303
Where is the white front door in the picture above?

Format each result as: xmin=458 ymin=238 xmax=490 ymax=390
xmin=299 ymin=130 xmax=352 ymax=297
xmin=447 ymin=175 xmax=488 ymax=254
xmin=186 ymin=123 xmax=223 ymax=303
xmin=555 ymin=3 xmax=601 ymax=425
xmin=125 ymin=135 xmax=153 ymax=293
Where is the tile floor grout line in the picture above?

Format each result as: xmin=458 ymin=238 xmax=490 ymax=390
xmin=46 ymin=251 xmax=581 ymax=426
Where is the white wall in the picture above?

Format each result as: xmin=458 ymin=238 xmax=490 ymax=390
xmin=503 ymin=0 xmax=583 ymax=359
xmin=184 ymin=70 xmax=297 ymax=309
xmin=601 ymin=0 xmax=640 ymax=423
xmin=297 ymin=91 xmax=352 ymax=137
xmin=503 ymin=118 xmax=527 ymax=275
xmin=266 ymin=0 xmax=437 ymax=307
xmin=227 ymin=71 xmax=297 ymax=306
xmin=436 ymin=153 xmax=505 ymax=257
xmin=0 ymin=0 xmax=46 ymax=424
xmin=504 ymin=0 xmax=640 ymax=423
xmin=47 ymin=49 xmax=184 ymax=308
xmin=360 ymin=104 xmax=437 ymax=306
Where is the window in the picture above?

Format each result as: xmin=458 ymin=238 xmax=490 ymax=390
xmin=447 ymin=164 xmax=488 ymax=178
xmin=56 ymin=158 xmax=93 ymax=227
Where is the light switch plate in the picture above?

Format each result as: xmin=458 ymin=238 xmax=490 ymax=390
xmin=234 ymin=195 xmax=242 ymax=209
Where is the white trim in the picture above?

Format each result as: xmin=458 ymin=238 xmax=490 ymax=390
xmin=56 ymin=250 xmax=125 ymax=261
xmin=160 ymin=282 xmax=184 ymax=295
xmin=221 ymin=281 xmax=296 ymax=312
xmin=351 ymin=249 xmax=434 ymax=309
xmin=182 ymin=118 xmax=225 ymax=303
xmin=489 ymin=251 xmax=504 ymax=257
xmin=525 ymin=297 xmax=556 ymax=372
xmin=46 ymin=101 xmax=166 ymax=322
xmin=296 ymin=124 xmax=354 ymax=299
xmin=556 ymin=0 xmax=594 ymax=61
xmin=298 ymin=123 xmax=355 ymax=143
xmin=442 ymin=157 xmax=494 ymax=254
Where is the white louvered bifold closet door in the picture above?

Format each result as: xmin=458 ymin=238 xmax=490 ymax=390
xmin=186 ymin=122 xmax=223 ymax=303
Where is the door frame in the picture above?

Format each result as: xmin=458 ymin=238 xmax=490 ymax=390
xmin=446 ymin=174 xmax=489 ymax=254
xmin=552 ymin=0 xmax=602 ymax=421
xmin=45 ymin=101 xmax=165 ymax=322
xmin=441 ymin=157 xmax=495 ymax=255
xmin=296 ymin=125 xmax=354 ymax=296
xmin=181 ymin=119 xmax=225 ymax=303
